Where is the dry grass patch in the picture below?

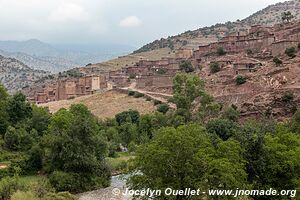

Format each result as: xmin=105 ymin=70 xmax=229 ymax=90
xmin=39 ymin=90 xmax=156 ymax=119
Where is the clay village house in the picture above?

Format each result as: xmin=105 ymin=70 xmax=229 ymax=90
xmin=31 ymin=75 xmax=107 ymax=104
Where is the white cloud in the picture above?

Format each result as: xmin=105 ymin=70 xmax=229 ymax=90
xmin=119 ymin=16 xmax=142 ymax=27
xmin=48 ymin=3 xmax=89 ymax=23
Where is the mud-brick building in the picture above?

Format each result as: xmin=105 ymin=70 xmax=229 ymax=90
xmin=136 ymin=75 xmax=173 ymax=89
xmin=108 ymin=76 xmax=130 ymax=88
xmin=31 ymin=75 xmax=107 ymax=103
xmin=175 ymin=49 xmax=194 ymax=59
xmin=233 ymin=59 xmax=262 ymax=75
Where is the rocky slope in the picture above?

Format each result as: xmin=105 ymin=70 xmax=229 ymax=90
xmin=134 ymin=0 xmax=300 ymax=54
xmin=0 ymin=55 xmax=49 ymax=93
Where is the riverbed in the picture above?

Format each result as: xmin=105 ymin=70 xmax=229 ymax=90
xmin=77 ymin=175 xmax=132 ymax=200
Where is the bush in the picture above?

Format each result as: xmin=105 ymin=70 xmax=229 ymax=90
xmin=157 ymin=68 xmax=167 ymax=75
xmin=4 ymin=127 xmax=33 ymax=151
xmin=246 ymin=49 xmax=253 ymax=55
xmin=285 ymin=47 xmax=296 ymax=58
xmin=133 ymin=92 xmax=144 ymax=98
xmin=146 ymin=97 xmax=151 ymax=101
xmin=0 ymin=176 xmax=24 ymax=200
xmin=129 ymin=74 xmax=136 ymax=79
xmin=217 ymin=47 xmax=226 ymax=56
xmin=236 ymin=75 xmax=247 ymax=85
xmin=128 ymin=91 xmax=135 ymax=96
xmin=114 ymin=161 xmax=127 ymax=172
xmin=179 ymin=61 xmax=194 ymax=73
xmin=153 ymin=100 xmax=162 ymax=106
xmin=210 ymin=62 xmax=221 ymax=73
xmin=157 ymin=104 xmax=170 ymax=114
xmin=128 ymin=141 xmax=138 ymax=152
xmin=282 ymin=92 xmax=294 ymax=102
xmin=206 ymin=119 xmax=237 ymax=141
xmin=273 ymin=57 xmax=283 ymax=66
xmin=49 ymin=171 xmax=76 ymax=192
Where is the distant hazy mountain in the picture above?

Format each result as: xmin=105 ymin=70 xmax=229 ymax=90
xmin=0 ymin=39 xmax=135 ymax=73
xmin=0 ymin=55 xmax=49 ymax=93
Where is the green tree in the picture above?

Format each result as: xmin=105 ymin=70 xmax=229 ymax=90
xmin=4 ymin=126 xmax=33 ymax=151
xmin=44 ymin=104 xmax=110 ymax=192
xmin=179 ymin=60 xmax=195 ymax=73
xmin=118 ymin=122 xmax=138 ymax=146
xmin=222 ymin=106 xmax=240 ymax=122
xmin=172 ymin=74 xmax=205 ymax=111
xmin=128 ymin=124 xmax=248 ymax=200
xmin=261 ymin=132 xmax=300 ymax=195
xmin=0 ymin=85 xmax=9 ymax=136
xmin=30 ymin=105 xmax=51 ymax=134
xmin=0 ymin=101 xmax=9 ymax=137
xmin=290 ymin=108 xmax=300 ymax=134
xmin=206 ymin=119 xmax=238 ymax=141
xmin=115 ymin=110 xmax=140 ymax=125
xmin=0 ymin=84 xmax=8 ymax=101
xmin=197 ymin=93 xmax=222 ymax=123
xmin=234 ymin=122 xmax=266 ymax=186
xmin=7 ymin=92 xmax=32 ymax=124
xmin=157 ymin=103 xmax=170 ymax=114
xmin=281 ymin=11 xmax=294 ymax=23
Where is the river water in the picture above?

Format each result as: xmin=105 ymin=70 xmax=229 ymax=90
xmin=77 ymin=175 xmax=132 ymax=200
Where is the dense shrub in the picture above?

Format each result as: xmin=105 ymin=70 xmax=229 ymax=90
xmin=210 ymin=62 xmax=221 ymax=73
xmin=153 ymin=100 xmax=162 ymax=105
xmin=217 ymin=47 xmax=226 ymax=56
xmin=157 ymin=104 xmax=170 ymax=114
xmin=128 ymin=91 xmax=135 ymax=96
xmin=0 ymin=176 xmax=24 ymax=200
xmin=116 ymin=110 xmax=140 ymax=125
xmin=179 ymin=61 xmax=194 ymax=73
xmin=49 ymin=171 xmax=76 ymax=192
xmin=156 ymin=68 xmax=167 ymax=75
xmin=236 ymin=75 xmax=247 ymax=85
xmin=285 ymin=47 xmax=296 ymax=58
xmin=206 ymin=119 xmax=238 ymax=141
xmin=133 ymin=92 xmax=144 ymax=98
xmin=273 ymin=57 xmax=283 ymax=66
xmin=129 ymin=74 xmax=136 ymax=79
xmin=4 ymin=127 xmax=32 ymax=151
xmin=282 ymin=92 xmax=294 ymax=102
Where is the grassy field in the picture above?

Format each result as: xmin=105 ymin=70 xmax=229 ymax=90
xmin=106 ymin=152 xmax=135 ymax=174
xmin=18 ymin=175 xmax=48 ymax=187
xmin=39 ymin=90 xmax=156 ymax=119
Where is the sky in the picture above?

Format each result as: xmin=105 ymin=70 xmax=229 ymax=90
xmin=0 ymin=0 xmax=285 ymax=47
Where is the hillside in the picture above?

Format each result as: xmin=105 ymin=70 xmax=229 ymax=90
xmin=0 ymin=55 xmax=49 ymax=92
xmin=134 ymin=0 xmax=300 ymax=54
xmin=39 ymin=90 xmax=156 ymax=119
xmin=82 ymin=1 xmax=300 ymax=73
